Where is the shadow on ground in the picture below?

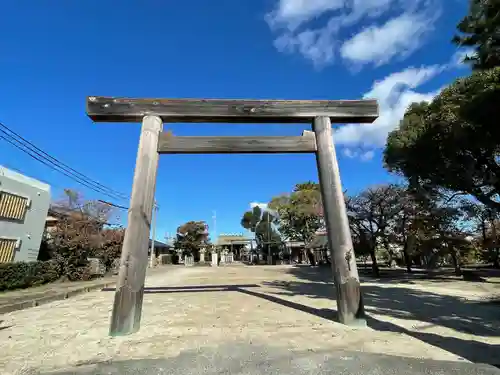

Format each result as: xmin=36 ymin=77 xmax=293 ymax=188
xmin=101 ymin=268 xmax=500 ymax=367
xmin=260 ymin=266 xmax=500 ymax=367
xmin=0 ymin=320 xmax=12 ymax=331
xmin=355 ymin=265 xmax=500 ymax=284
xmin=102 ymin=284 xmax=260 ymax=294
xmin=41 ymin=344 xmax=500 ymax=375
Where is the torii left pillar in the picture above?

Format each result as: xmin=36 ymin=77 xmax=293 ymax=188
xmin=109 ymin=115 xmax=163 ymax=336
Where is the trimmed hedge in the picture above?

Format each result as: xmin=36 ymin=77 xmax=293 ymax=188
xmin=0 ymin=261 xmax=60 ymax=292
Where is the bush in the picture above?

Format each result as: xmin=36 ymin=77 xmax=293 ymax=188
xmin=48 ymin=244 xmax=91 ymax=282
xmin=0 ymin=261 xmax=60 ymax=292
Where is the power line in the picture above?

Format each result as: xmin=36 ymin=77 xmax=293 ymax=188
xmin=0 ymin=121 xmax=128 ymax=200
xmin=0 ymin=133 xmax=122 ymax=199
xmin=98 ymin=200 xmax=129 ymax=210
xmin=0 ymin=131 xmax=126 ymax=202
xmin=0 ymin=123 xmax=127 ymax=200
xmin=0 ymin=120 xmax=129 ymax=202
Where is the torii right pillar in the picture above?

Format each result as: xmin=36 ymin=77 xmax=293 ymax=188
xmin=313 ymin=116 xmax=366 ymax=327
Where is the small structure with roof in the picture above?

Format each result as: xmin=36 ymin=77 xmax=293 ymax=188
xmin=306 ymin=230 xmax=330 ymax=265
xmin=215 ymin=233 xmax=251 ymax=261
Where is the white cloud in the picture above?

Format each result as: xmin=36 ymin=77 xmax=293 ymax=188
xmin=275 ymin=30 xmax=336 ymax=67
xmin=360 ymin=150 xmax=375 ymax=161
xmin=266 ymin=0 xmax=439 ymax=67
xmin=334 ymin=64 xmax=444 ymax=148
xmin=340 ymin=11 xmax=437 ymax=67
xmin=342 ymin=148 xmax=375 ymax=161
xmin=333 ymin=49 xmax=467 ymax=157
xmin=342 ymin=148 xmax=357 ymax=158
xmin=267 ymin=0 xmax=345 ymax=31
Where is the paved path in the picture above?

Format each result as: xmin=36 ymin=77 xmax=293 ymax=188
xmin=1 ymin=265 xmax=499 ymax=374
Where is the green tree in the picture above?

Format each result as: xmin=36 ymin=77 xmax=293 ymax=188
xmin=268 ymin=181 xmax=323 ymax=244
xmin=173 ymin=221 xmax=209 ymax=259
xmin=241 ymin=206 xmax=281 ymax=259
xmin=241 ymin=206 xmax=263 ymax=234
xmin=384 ymin=68 xmax=500 ymax=211
xmin=453 ymin=0 xmax=500 ymax=70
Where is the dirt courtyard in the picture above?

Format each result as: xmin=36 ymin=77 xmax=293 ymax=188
xmin=0 ymin=264 xmax=499 ymax=374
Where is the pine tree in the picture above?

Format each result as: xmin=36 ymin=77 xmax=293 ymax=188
xmin=453 ymin=0 xmax=500 ymax=70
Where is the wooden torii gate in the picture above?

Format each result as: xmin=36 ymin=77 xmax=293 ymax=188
xmin=86 ymin=96 xmax=379 ymax=336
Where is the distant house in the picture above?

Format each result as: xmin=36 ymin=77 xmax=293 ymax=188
xmin=45 ymin=204 xmax=112 ymax=236
xmin=306 ymin=230 xmax=330 ymax=264
xmin=45 ymin=206 xmax=75 ymax=234
xmin=148 ymin=239 xmax=172 ymax=258
xmin=0 ymin=166 xmax=51 ymax=263
xmin=284 ymin=240 xmax=306 ymax=262
xmin=307 ymin=231 xmax=328 ymax=250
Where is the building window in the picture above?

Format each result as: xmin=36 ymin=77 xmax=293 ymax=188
xmin=0 ymin=238 xmax=19 ymax=263
xmin=0 ymin=191 xmax=29 ymax=221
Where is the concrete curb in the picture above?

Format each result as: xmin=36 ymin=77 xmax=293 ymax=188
xmin=0 ymin=281 xmax=116 ymax=315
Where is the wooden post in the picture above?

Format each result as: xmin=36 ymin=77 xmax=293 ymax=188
xmin=313 ymin=116 xmax=366 ymax=326
xmin=157 ymin=134 xmax=317 ymax=154
xmin=109 ymin=115 xmax=163 ymax=336
xmin=149 ymin=202 xmax=158 ymax=268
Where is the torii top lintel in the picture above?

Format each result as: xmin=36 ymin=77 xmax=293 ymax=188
xmin=86 ymin=96 xmax=379 ymax=124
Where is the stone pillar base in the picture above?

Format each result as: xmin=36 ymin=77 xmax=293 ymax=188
xmin=211 ymin=252 xmax=218 ymax=267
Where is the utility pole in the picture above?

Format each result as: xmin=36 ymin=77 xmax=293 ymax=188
xmin=267 ymin=216 xmax=272 ymax=265
xmin=149 ymin=201 xmax=159 ymax=268
xmin=212 ymin=210 xmax=217 ymax=240
xmin=212 ymin=210 xmax=217 ymax=251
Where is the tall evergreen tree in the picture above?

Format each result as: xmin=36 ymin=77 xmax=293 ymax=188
xmin=453 ymin=0 xmax=500 ymax=70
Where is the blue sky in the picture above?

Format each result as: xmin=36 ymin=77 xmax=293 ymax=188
xmin=0 ymin=0 xmax=471 ymax=241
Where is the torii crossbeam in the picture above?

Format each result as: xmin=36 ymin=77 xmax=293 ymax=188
xmin=86 ymin=96 xmax=379 ymax=336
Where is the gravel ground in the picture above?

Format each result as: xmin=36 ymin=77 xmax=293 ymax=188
xmin=1 ymin=265 xmax=499 ymax=374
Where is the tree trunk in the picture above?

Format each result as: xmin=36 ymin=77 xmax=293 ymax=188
xmin=492 ymin=249 xmax=500 ymax=268
xmin=384 ymin=238 xmax=396 ymax=268
xmin=488 ymin=214 xmax=499 ymax=268
xmin=369 ymin=248 xmax=380 ymax=277
xmin=449 ymin=244 xmax=462 ymax=276
xmin=481 ymin=220 xmax=487 ymax=244
xmin=403 ymin=241 xmax=412 ymax=273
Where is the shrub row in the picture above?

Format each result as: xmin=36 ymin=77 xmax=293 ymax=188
xmin=0 ymin=261 xmax=60 ymax=292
